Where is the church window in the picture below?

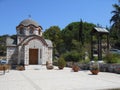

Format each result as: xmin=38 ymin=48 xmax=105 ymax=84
xmin=40 ymin=49 xmax=42 ymax=59
xmin=19 ymin=28 xmax=24 ymax=34
xmin=38 ymin=29 xmax=40 ymax=35
xmin=29 ymin=29 xmax=33 ymax=34
xmin=29 ymin=27 xmax=34 ymax=34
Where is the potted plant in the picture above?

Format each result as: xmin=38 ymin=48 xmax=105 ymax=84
xmin=46 ymin=61 xmax=53 ymax=70
xmin=16 ymin=65 xmax=25 ymax=71
xmin=72 ymin=64 xmax=80 ymax=72
xmin=16 ymin=63 xmax=25 ymax=71
xmin=58 ymin=57 xmax=66 ymax=69
xmin=64 ymin=51 xmax=81 ymax=71
xmin=90 ymin=62 xmax=99 ymax=75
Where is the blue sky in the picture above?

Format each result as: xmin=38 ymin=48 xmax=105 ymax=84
xmin=0 ymin=0 xmax=117 ymax=35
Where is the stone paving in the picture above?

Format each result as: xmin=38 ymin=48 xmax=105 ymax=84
xmin=0 ymin=65 xmax=120 ymax=90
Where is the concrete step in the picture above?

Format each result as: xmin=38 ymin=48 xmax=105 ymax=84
xmin=25 ymin=65 xmax=45 ymax=70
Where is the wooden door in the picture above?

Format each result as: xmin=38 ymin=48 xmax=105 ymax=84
xmin=29 ymin=49 xmax=38 ymax=64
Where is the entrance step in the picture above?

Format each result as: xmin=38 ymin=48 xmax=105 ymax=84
xmin=25 ymin=65 xmax=46 ymax=70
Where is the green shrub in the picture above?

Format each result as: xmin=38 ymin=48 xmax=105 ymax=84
xmin=93 ymin=56 xmax=98 ymax=62
xmin=90 ymin=62 xmax=99 ymax=70
xmin=63 ymin=51 xmax=80 ymax=62
xmin=113 ymin=54 xmax=120 ymax=63
xmin=104 ymin=53 xmax=118 ymax=63
xmin=83 ymin=58 xmax=90 ymax=64
xmin=58 ymin=57 xmax=66 ymax=69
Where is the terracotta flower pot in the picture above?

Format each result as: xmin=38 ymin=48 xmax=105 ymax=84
xmin=90 ymin=70 xmax=99 ymax=75
xmin=58 ymin=66 xmax=64 ymax=70
xmin=17 ymin=66 xmax=25 ymax=71
xmin=72 ymin=65 xmax=80 ymax=72
xmin=90 ymin=62 xmax=99 ymax=75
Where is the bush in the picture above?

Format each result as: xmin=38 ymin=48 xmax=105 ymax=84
xmin=79 ymin=58 xmax=90 ymax=64
xmin=103 ymin=53 xmax=119 ymax=63
xmin=90 ymin=62 xmax=99 ymax=71
xmin=58 ymin=57 xmax=66 ymax=69
xmin=90 ymin=62 xmax=99 ymax=75
xmin=63 ymin=51 xmax=80 ymax=62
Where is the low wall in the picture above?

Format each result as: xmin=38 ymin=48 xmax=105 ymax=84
xmin=66 ymin=62 xmax=90 ymax=70
xmin=66 ymin=62 xmax=120 ymax=74
xmin=99 ymin=64 xmax=120 ymax=74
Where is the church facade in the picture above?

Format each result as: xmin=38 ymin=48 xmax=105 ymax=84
xmin=6 ymin=19 xmax=53 ymax=65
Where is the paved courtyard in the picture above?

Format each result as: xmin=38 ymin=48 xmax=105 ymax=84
xmin=0 ymin=65 xmax=120 ymax=90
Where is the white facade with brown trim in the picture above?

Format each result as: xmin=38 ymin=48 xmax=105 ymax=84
xmin=6 ymin=19 xmax=53 ymax=65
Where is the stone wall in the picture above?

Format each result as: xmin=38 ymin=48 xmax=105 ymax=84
xmin=99 ymin=64 xmax=120 ymax=74
xmin=7 ymin=46 xmax=18 ymax=65
xmin=66 ymin=62 xmax=120 ymax=74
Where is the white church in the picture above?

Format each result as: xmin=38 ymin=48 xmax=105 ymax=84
xmin=6 ymin=19 xmax=53 ymax=65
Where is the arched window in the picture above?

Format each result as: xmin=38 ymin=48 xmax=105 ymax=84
xmin=29 ymin=29 xmax=33 ymax=34
xmin=29 ymin=27 xmax=34 ymax=34
xmin=19 ymin=28 xmax=24 ymax=34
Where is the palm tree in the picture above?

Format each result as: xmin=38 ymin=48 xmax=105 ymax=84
xmin=110 ymin=2 xmax=120 ymax=39
xmin=110 ymin=4 xmax=120 ymax=29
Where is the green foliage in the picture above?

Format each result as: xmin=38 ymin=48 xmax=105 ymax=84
xmin=58 ymin=57 xmax=66 ymax=68
xmin=71 ymin=40 xmax=81 ymax=51
xmin=63 ymin=51 xmax=83 ymax=62
xmin=110 ymin=2 xmax=120 ymax=49
xmin=61 ymin=21 xmax=95 ymax=55
xmin=0 ymin=35 xmax=9 ymax=56
xmin=112 ymin=54 xmax=120 ymax=63
xmin=103 ymin=53 xmax=120 ymax=63
xmin=0 ymin=34 xmax=17 ymax=56
xmin=43 ymin=21 xmax=96 ymax=62
xmin=43 ymin=26 xmax=62 ymax=47
xmin=62 ymin=21 xmax=95 ymax=48
xmin=93 ymin=56 xmax=99 ymax=62
xmin=43 ymin=26 xmax=64 ymax=54
xmin=83 ymin=58 xmax=90 ymax=64
xmin=90 ymin=62 xmax=99 ymax=70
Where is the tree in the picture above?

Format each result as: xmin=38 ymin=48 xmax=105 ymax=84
xmin=61 ymin=22 xmax=81 ymax=51
xmin=43 ymin=26 xmax=63 ymax=56
xmin=110 ymin=1 xmax=120 ymax=48
xmin=110 ymin=3 xmax=120 ymax=28
xmin=43 ymin=21 xmax=96 ymax=62
xmin=63 ymin=51 xmax=80 ymax=62
xmin=61 ymin=21 xmax=95 ymax=62
xmin=79 ymin=19 xmax=84 ymax=45
xmin=0 ymin=34 xmax=9 ymax=56
xmin=43 ymin=26 xmax=61 ymax=47
xmin=61 ymin=21 xmax=95 ymax=52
